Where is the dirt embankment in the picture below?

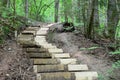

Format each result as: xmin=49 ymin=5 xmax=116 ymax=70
xmin=0 ymin=40 xmax=35 ymax=80
xmin=47 ymin=24 xmax=120 ymax=80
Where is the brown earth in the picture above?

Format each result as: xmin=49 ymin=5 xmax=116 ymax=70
xmin=0 ymin=39 xmax=36 ymax=80
xmin=47 ymin=24 xmax=120 ymax=80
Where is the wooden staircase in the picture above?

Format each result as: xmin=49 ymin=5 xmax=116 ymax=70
xmin=17 ymin=23 xmax=98 ymax=80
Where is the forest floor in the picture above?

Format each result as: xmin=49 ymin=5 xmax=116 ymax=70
xmin=47 ymin=23 xmax=120 ymax=80
xmin=0 ymin=39 xmax=36 ymax=80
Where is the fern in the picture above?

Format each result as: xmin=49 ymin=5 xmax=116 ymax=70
xmin=80 ymin=46 xmax=100 ymax=50
xmin=110 ymin=49 xmax=120 ymax=54
xmin=112 ymin=60 xmax=120 ymax=69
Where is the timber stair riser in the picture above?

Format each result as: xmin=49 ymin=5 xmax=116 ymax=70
xmin=34 ymin=64 xmax=88 ymax=73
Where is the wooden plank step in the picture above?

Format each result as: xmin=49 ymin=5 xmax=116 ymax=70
xmin=21 ymin=30 xmax=36 ymax=35
xmin=37 ymin=40 xmax=49 ymax=45
xmin=68 ymin=64 xmax=88 ymax=71
xmin=35 ymin=36 xmax=46 ymax=38
xmin=34 ymin=64 xmax=88 ymax=73
xmin=48 ymin=49 xmax=63 ymax=53
xmin=42 ymin=23 xmax=56 ymax=28
xmin=75 ymin=72 xmax=98 ymax=80
xmin=33 ymin=59 xmax=59 ymax=65
xmin=35 ymin=36 xmax=46 ymax=39
xmin=33 ymin=58 xmax=77 ymax=65
xmin=18 ymin=41 xmax=36 ymax=46
xmin=40 ymin=28 xmax=49 ymax=31
xmin=36 ymin=72 xmax=98 ymax=80
xmin=26 ymin=27 xmax=39 ymax=31
xmin=52 ymin=53 xmax=70 ymax=58
xmin=25 ymin=48 xmax=47 ymax=53
xmin=36 ymin=30 xmax=48 ymax=36
xmin=17 ymin=34 xmax=35 ymax=45
xmin=35 ymin=37 xmax=46 ymax=42
xmin=59 ymin=59 xmax=77 ymax=64
xmin=17 ymin=34 xmax=34 ymax=41
xmin=34 ymin=65 xmax=65 ymax=73
xmin=28 ymin=53 xmax=51 ymax=58
xmin=38 ymin=44 xmax=57 ymax=49
xmin=28 ymin=52 xmax=70 ymax=59
xmin=22 ymin=43 xmax=41 ymax=48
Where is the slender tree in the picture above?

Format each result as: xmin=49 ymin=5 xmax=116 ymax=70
xmin=54 ymin=0 xmax=59 ymax=22
xmin=93 ymin=0 xmax=99 ymax=28
xmin=62 ymin=0 xmax=68 ymax=22
xmin=25 ymin=0 xmax=29 ymax=19
xmin=7 ymin=0 xmax=10 ymax=8
xmin=76 ymin=0 xmax=81 ymax=23
xmin=107 ymin=0 xmax=119 ymax=40
xmin=62 ymin=0 xmax=73 ymax=22
xmin=1 ymin=0 xmax=7 ymax=7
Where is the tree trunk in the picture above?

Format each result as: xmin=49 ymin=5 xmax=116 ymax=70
xmin=24 ymin=0 xmax=29 ymax=24
xmin=54 ymin=0 xmax=59 ymax=22
xmin=81 ymin=0 xmax=88 ymax=35
xmin=12 ymin=0 xmax=16 ymax=26
xmin=86 ymin=0 xmax=95 ymax=39
xmin=107 ymin=0 xmax=119 ymax=40
xmin=62 ymin=0 xmax=68 ymax=22
xmin=25 ymin=0 xmax=29 ymax=19
xmin=1 ymin=0 xmax=7 ymax=7
xmin=76 ymin=0 xmax=81 ymax=23
xmin=7 ymin=0 xmax=10 ymax=8
xmin=93 ymin=0 xmax=99 ymax=27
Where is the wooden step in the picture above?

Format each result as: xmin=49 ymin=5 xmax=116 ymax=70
xmin=21 ymin=43 xmax=41 ymax=48
xmin=68 ymin=64 xmax=88 ymax=71
xmin=34 ymin=64 xmax=65 ymax=73
xmin=59 ymin=59 xmax=77 ymax=64
xmin=18 ymin=40 xmax=36 ymax=45
xmin=21 ymin=30 xmax=36 ymax=35
xmin=40 ymin=28 xmax=49 ymax=31
xmin=17 ymin=34 xmax=34 ymax=45
xmin=48 ymin=49 xmax=63 ymax=53
xmin=35 ymin=36 xmax=46 ymax=40
xmin=35 ymin=36 xmax=46 ymax=39
xmin=36 ymin=72 xmax=98 ymax=80
xmin=27 ymin=52 xmax=70 ymax=59
xmin=26 ymin=27 xmax=39 ymax=31
xmin=25 ymin=48 xmax=47 ymax=53
xmin=33 ymin=58 xmax=77 ymax=65
xmin=75 ymin=72 xmax=98 ymax=80
xmin=52 ymin=53 xmax=70 ymax=58
xmin=34 ymin=64 xmax=88 ymax=73
xmin=36 ymin=30 xmax=48 ymax=36
xmin=35 ymin=37 xmax=47 ymax=43
xmin=28 ymin=53 xmax=51 ymax=58
xmin=37 ymin=42 xmax=50 ymax=45
xmin=42 ymin=23 xmax=56 ymax=28
xmin=39 ymin=44 xmax=57 ymax=49
xmin=33 ymin=59 xmax=59 ymax=65
xmin=17 ymin=34 xmax=34 ymax=41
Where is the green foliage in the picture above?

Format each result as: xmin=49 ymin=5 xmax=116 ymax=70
xmin=98 ymin=74 xmax=107 ymax=80
xmin=112 ymin=60 xmax=120 ymax=69
xmin=80 ymin=46 xmax=100 ymax=50
xmin=2 ymin=26 xmax=10 ymax=35
xmin=115 ymin=23 xmax=120 ymax=40
xmin=63 ymin=26 xmax=74 ymax=31
xmin=28 ymin=0 xmax=54 ymax=21
xmin=110 ymin=50 xmax=120 ymax=55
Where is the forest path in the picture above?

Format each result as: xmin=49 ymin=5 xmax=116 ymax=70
xmin=17 ymin=23 xmax=98 ymax=80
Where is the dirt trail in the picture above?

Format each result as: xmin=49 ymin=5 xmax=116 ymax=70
xmin=47 ymin=24 xmax=114 ymax=80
